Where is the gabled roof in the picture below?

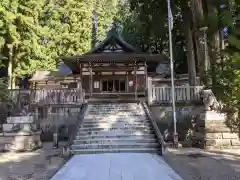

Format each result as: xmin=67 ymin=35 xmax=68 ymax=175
xmin=60 ymin=23 xmax=169 ymax=73
xmin=88 ymin=25 xmax=137 ymax=54
xmin=29 ymin=71 xmax=66 ymax=81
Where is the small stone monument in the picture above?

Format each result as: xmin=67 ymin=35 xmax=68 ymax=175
xmin=2 ymin=116 xmax=42 ymax=152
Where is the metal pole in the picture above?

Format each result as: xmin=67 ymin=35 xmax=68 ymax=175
xmin=203 ymin=29 xmax=208 ymax=72
xmin=167 ymin=0 xmax=178 ymax=147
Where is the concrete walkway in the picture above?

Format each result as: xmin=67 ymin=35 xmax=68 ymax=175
xmin=51 ymin=153 xmax=183 ymax=180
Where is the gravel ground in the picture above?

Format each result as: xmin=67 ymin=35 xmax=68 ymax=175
xmin=164 ymin=148 xmax=240 ymax=180
xmin=0 ymin=142 xmax=68 ymax=180
xmin=1 ymin=144 xmax=240 ymax=180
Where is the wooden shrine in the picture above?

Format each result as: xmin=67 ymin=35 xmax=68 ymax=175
xmin=61 ymin=25 xmax=168 ymax=99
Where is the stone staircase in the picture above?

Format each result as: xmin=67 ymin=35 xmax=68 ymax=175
xmin=70 ymin=103 xmax=161 ymax=154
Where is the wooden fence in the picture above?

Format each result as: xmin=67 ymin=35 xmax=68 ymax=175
xmin=9 ymin=88 xmax=85 ymax=106
xmin=147 ymin=78 xmax=203 ymax=104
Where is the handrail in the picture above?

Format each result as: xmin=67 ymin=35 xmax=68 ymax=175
xmin=141 ymin=102 xmax=166 ymax=155
xmin=67 ymin=103 xmax=88 ymax=149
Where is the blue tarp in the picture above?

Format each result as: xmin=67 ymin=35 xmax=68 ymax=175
xmin=58 ymin=61 xmax=72 ymax=75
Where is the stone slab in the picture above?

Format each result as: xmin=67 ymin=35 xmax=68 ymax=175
xmin=206 ymin=139 xmax=232 ymax=147
xmin=222 ymin=133 xmax=239 ymax=139
xmin=7 ymin=116 xmax=34 ymax=124
xmin=51 ymin=153 xmax=183 ymax=180
xmin=205 ymin=126 xmax=231 ymax=133
xmin=205 ymin=133 xmax=223 ymax=139
xmin=200 ymin=111 xmax=227 ymax=121
xmin=3 ymin=131 xmax=41 ymax=137
xmin=231 ymin=140 xmax=240 ymax=146
xmin=3 ymin=124 xmax=14 ymax=132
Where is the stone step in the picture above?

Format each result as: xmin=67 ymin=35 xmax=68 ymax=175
xmin=88 ymin=111 xmax=146 ymax=117
xmin=83 ymin=116 xmax=149 ymax=122
xmin=77 ymin=130 xmax=154 ymax=136
xmin=88 ymin=108 xmax=144 ymax=111
xmin=73 ymin=138 xmax=157 ymax=144
xmin=89 ymin=105 xmax=141 ymax=107
xmin=79 ymin=126 xmax=153 ymax=132
xmin=71 ymin=148 xmax=160 ymax=154
xmin=86 ymin=110 xmax=144 ymax=112
xmin=71 ymin=143 xmax=159 ymax=149
xmin=82 ymin=122 xmax=152 ymax=128
xmin=90 ymin=103 xmax=140 ymax=106
xmin=84 ymin=114 xmax=147 ymax=119
xmin=89 ymin=108 xmax=142 ymax=111
xmin=82 ymin=118 xmax=150 ymax=123
xmin=90 ymin=107 xmax=142 ymax=109
xmin=75 ymin=134 xmax=156 ymax=140
xmin=90 ymin=103 xmax=141 ymax=106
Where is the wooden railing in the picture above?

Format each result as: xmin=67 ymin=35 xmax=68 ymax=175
xmin=9 ymin=88 xmax=85 ymax=106
xmin=147 ymin=78 xmax=204 ymax=104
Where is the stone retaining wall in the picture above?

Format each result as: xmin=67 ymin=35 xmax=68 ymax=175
xmin=150 ymin=105 xmax=240 ymax=149
xmin=36 ymin=106 xmax=82 ymax=141
xmin=205 ymin=120 xmax=240 ymax=149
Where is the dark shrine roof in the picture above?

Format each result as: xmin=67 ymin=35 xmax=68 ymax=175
xmin=60 ymin=24 xmax=168 ymax=72
xmin=88 ymin=26 xmax=137 ymax=53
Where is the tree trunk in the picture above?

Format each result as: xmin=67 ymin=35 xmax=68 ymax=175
xmin=182 ymin=5 xmax=197 ymax=86
xmin=191 ymin=0 xmax=206 ymax=83
xmin=206 ymin=2 xmax=221 ymax=93
xmin=7 ymin=46 xmax=16 ymax=89
xmin=7 ymin=48 xmax=13 ymax=89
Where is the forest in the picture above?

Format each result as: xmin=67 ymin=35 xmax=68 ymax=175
xmin=0 ymin=0 xmax=239 ymax=117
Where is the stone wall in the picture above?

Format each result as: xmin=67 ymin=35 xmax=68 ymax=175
xmin=150 ymin=105 xmax=240 ymax=149
xmin=204 ymin=120 xmax=240 ymax=149
xmin=36 ymin=106 xmax=82 ymax=141
xmin=150 ymin=105 xmax=205 ymax=141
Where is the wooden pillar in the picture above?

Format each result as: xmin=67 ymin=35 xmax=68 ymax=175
xmin=78 ymin=63 xmax=83 ymax=102
xmin=147 ymin=77 xmax=153 ymax=105
xmin=144 ymin=61 xmax=148 ymax=96
xmin=79 ymin=63 xmax=82 ymax=87
xmin=89 ymin=62 xmax=93 ymax=97
xmin=126 ymin=71 xmax=129 ymax=93
xmin=134 ymin=61 xmax=137 ymax=100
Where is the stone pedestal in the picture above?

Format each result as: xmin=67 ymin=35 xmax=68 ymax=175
xmin=3 ymin=132 xmax=42 ymax=152
xmin=1 ymin=116 xmax=42 ymax=152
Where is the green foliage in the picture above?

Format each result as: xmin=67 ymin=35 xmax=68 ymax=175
xmin=0 ymin=0 xmax=121 ymax=80
xmin=95 ymin=0 xmax=119 ymax=41
xmin=123 ymin=0 xmax=168 ymax=53
xmin=215 ymin=1 xmax=240 ymax=126
xmin=0 ymin=0 xmax=51 ymax=78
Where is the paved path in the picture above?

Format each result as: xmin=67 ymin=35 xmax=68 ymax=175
xmin=51 ymin=153 xmax=183 ymax=180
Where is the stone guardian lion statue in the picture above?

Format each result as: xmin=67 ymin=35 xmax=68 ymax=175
xmin=200 ymin=89 xmax=220 ymax=111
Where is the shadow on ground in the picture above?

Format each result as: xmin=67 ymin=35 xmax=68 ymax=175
xmin=0 ymin=142 xmax=68 ymax=180
xmin=164 ymin=148 xmax=240 ymax=180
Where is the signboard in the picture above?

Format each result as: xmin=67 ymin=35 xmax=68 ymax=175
xmin=128 ymin=81 xmax=133 ymax=86
xmin=94 ymin=81 xmax=99 ymax=88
